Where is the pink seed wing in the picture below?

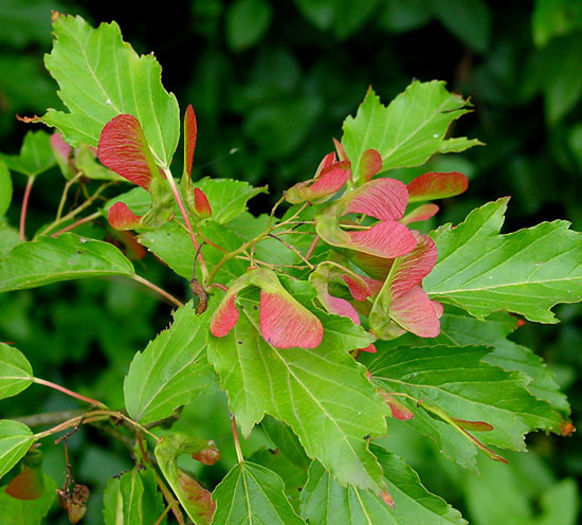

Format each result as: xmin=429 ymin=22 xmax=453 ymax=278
xmin=323 ymin=293 xmax=361 ymax=325
xmin=210 ymin=294 xmax=239 ymax=337
xmin=390 ymin=233 xmax=437 ymax=298
xmin=346 ymin=178 xmax=409 ymax=221
xmin=348 ymin=221 xmax=417 ymax=258
xmin=259 ymin=291 xmax=323 ymax=349
xmin=194 ymin=187 xmax=212 ymax=218
xmin=107 ymin=201 xmax=142 ymax=230
xmin=314 ymin=152 xmax=338 ymax=177
xmin=402 ymin=203 xmax=439 ymax=224
xmin=359 ymin=149 xmax=382 ymax=182
xmin=98 ymin=114 xmax=158 ymax=190
xmin=389 ymin=285 xmax=440 ymax=338
xmin=302 ymin=160 xmax=351 ymax=200
xmin=407 ymin=171 xmax=468 ymax=203
xmin=184 ymin=104 xmax=197 ymax=177
xmin=50 ymin=132 xmax=71 ymax=162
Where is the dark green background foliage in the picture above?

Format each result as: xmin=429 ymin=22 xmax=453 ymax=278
xmin=1 ymin=0 xmax=581 ymax=523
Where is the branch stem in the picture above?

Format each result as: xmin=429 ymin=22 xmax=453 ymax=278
xmin=19 ymin=176 xmax=35 ymax=240
xmin=50 ymin=211 xmax=101 ymax=238
xmin=32 ymin=377 xmax=107 ymax=408
xmin=231 ymin=413 xmax=244 ymax=464
xmin=132 ymin=274 xmax=185 ymax=308
xmin=162 ymin=168 xmax=208 ymax=281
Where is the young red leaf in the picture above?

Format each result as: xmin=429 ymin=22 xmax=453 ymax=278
xmin=407 ymin=171 xmax=468 ymax=203
xmin=107 ymin=201 xmax=143 ymax=230
xmin=184 ymin=104 xmax=197 ymax=178
xmin=97 ymin=114 xmax=159 ymax=190
xmin=259 ymin=291 xmax=323 ymax=349
xmin=210 ymin=294 xmax=240 ymax=338
xmin=358 ymin=148 xmax=382 ymax=182
xmin=194 ymin=187 xmax=212 ymax=218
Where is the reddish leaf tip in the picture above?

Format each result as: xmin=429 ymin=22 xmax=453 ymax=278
xmin=560 ymin=421 xmax=576 ymax=437
xmin=382 ymin=490 xmax=395 ymax=507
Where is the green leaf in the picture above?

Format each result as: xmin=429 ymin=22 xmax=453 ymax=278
xmin=138 ymin=212 xmax=287 ymax=284
xmin=0 ymin=233 xmax=134 ymax=293
xmin=103 ymin=468 xmax=165 ymax=525
xmin=342 ymin=82 xmax=481 ymax=181
xmin=384 ymin=309 xmax=570 ymax=422
xmin=261 ymin=416 xmax=311 ymax=471
xmin=0 ymin=344 xmax=33 ymax=400
xmin=39 ymin=14 xmax=180 ymax=167
xmin=540 ymin=34 xmax=582 ymax=123
xmin=294 ymin=0 xmax=381 ymax=38
xmin=0 ymin=162 xmax=11 ymax=216
xmin=532 ymin=0 xmax=582 ymax=47
xmin=124 ymin=301 xmax=215 ymax=424
xmin=0 ymin=131 xmax=55 ymax=178
xmin=226 ymin=0 xmax=273 ymax=51
xmin=431 ymin=0 xmax=491 ymax=53
xmin=74 ymin=144 xmax=123 ymax=181
xmin=207 ymin=280 xmax=389 ymax=493
xmin=194 ymin=178 xmax=267 ymax=224
xmin=212 ymin=462 xmax=305 ymax=525
xmin=379 ymin=0 xmax=432 ymax=33
xmin=0 ymin=474 xmax=56 ymax=525
xmin=363 ymin=344 xmax=562 ymax=470
xmin=0 ymin=420 xmax=34 ymax=481
xmin=0 ymin=0 xmax=56 ymax=47
xmin=0 ymin=218 xmax=20 ymax=259
xmin=155 ymin=433 xmax=218 ymax=524
xmin=247 ymin=448 xmax=308 ymax=511
xmin=462 ymin=454 xmax=578 ymax=525
xmin=300 ymin=446 xmax=466 ymax=524
xmin=424 ymin=198 xmax=582 ymax=324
